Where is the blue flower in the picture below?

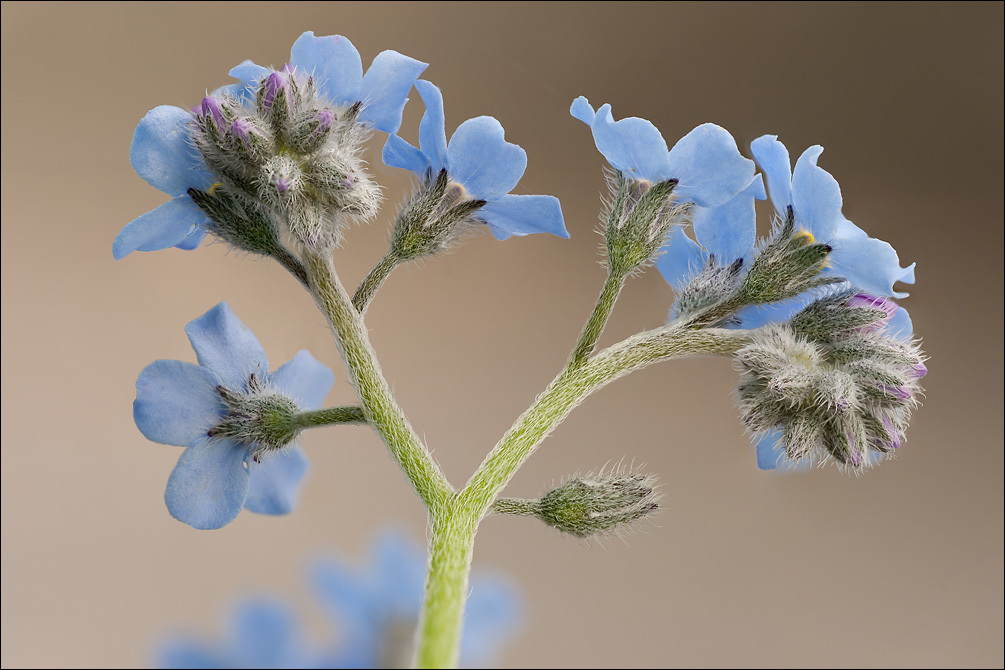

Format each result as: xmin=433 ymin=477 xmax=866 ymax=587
xmin=383 ymin=80 xmax=568 ymax=240
xmin=155 ymin=530 xmax=522 ymax=668
xmin=735 ymin=135 xmax=916 ymax=329
xmin=313 ymin=530 xmax=521 ymax=668
xmin=570 ymin=96 xmax=755 ymax=208
xmin=114 ymin=32 xmax=427 ymax=259
xmin=133 ymin=302 xmax=334 ymax=529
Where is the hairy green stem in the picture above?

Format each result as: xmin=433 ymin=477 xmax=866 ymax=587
xmin=292 ymin=405 xmax=367 ymax=429
xmin=568 ymin=271 xmax=627 ymax=367
xmin=273 ymin=245 xmax=310 ymax=289
xmin=490 ymin=497 xmax=542 ymax=516
xmin=352 ymin=251 xmax=402 ymax=313
xmin=304 ymin=249 xmax=453 ymax=509
xmin=415 ymin=324 xmax=750 ymax=667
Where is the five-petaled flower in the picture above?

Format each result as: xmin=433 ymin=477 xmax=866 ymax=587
xmin=382 ymin=80 xmax=568 ymax=240
xmin=133 ymin=301 xmax=334 ymax=529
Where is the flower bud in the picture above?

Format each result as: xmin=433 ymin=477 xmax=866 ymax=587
xmin=388 ymin=170 xmax=486 ymax=260
xmin=536 ymin=468 xmax=661 ymax=539
xmin=604 ymin=173 xmax=683 ymax=275
xmin=187 ymin=185 xmax=284 ymax=257
xmin=290 ymin=108 xmax=335 ymax=154
xmin=738 ymin=207 xmax=838 ymax=305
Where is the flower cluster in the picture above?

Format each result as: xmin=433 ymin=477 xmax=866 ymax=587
xmin=735 ymin=291 xmax=926 ymax=470
xmin=114 ymin=32 xmax=427 ymax=258
xmin=134 ymin=302 xmax=334 ymax=529
xmin=157 ymin=531 xmax=521 ymax=668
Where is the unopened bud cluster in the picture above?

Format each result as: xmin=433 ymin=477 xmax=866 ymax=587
xmin=736 ymin=291 xmax=927 ymax=469
xmin=208 ymin=373 xmax=304 ymax=462
xmin=389 ymin=170 xmax=487 ymax=260
xmin=537 ymin=469 xmax=661 ymax=538
xmin=190 ymin=67 xmax=380 ymax=250
xmin=604 ymin=172 xmax=685 ymax=276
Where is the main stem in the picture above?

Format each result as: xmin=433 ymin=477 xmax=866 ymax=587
xmin=415 ymin=324 xmax=750 ymax=667
xmin=304 ymin=248 xmax=452 ymax=509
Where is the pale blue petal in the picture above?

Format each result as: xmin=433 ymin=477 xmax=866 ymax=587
xmin=755 ymin=431 xmax=785 ymax=470
xmin=885 ymin=305 xmax=915 ymax=340
xmin=750 ymin=134 xmax=793 ymax=214
xmin=692 ymin=175 xmax=765 ymax=264
xmin=569 ymin=96 xmax=596 ymax=126
xmin=372 ymin=531 xmax=426 ymax=613
xmin=228 ymin=60 xmax=270 ymax=85
xmin=131 ymin=105 xmax=211 ymax=197
xmin=667 ymin=123 xmax=755 ymax=208
xmin=590 ymin=103 xmax=670 ymax=181
xmin=358 ymin=50 xmax=428 ymax=133
xmin=479 ymin=194 xmax=568 ymax=240
xmin=790 ymin=145 xmax=845 ymax=240
xmin=270 ymin=350 xmax=335 ymax=410
xmin=290 ymin=32 xmax=362 ymax=107
xmin=416 ymin=80 xmax=448 ymax=170
xmin=734 ymin=294 xmax=812 ymax=329
xmin=655 ymin=226 xmax=706 ymax=291
xmin=165 ymin=439 xmax=250 ymax=530
xmin=447 ymin=116 xmax=527 ymax=199
xmin=113 ymin=196 xmax=207 ymax=260
xmin=244 ymin=448 xmax=308 ymax=515
xmin=229 ymin=600 xmax=305 ymax=668
xmin=156 ymin=637 xmax=226 ymax=669
xmin=382 ymin=133 xmax=428 ymax=174
xmin=185 ymin=302 xmax=269 ymax=390
xmin=173 ymin=226 xmax=207 ymax=251
xmin=828 ymin=221 xmax=916 ymax=298
xmin=134 ymin=360 xmax=223 ymax=446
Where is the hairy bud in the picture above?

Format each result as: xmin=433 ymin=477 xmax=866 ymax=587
xmin=187 ymin=184 xmax=284 ymax=257
xmin=603 ymin=172 xmax=685 ymax=276
xmin=388 ymin=170 xmax=487 ymax=260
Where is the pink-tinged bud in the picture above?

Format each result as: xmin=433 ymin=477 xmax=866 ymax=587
xmin=911 ymin=362 xmax=928 ymax=379
xmin=313 ymin=109 xmax=333 ymax=133
xmin=847 ymin=293 xmax=898 ymax=330
xmin=261 ymin=72 xmax=291 ymax=109
xmin=199 ymin=96 xmax=227 ymax=130
xmin=881 ymin=385 xmax=912 ymax=401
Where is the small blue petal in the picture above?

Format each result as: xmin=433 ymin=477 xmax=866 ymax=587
xmin=755 ymin=431 xmax=813 ymax=472
xmin=790 ymin=145 xmax=845 ymax=240
xmin=828 ymin=221 xmax=916 ymax=298
xmin=479 ymin=194 xmax=568 ymax=240
xmin=692 ymin=175 xmax=765 ymax=264
xmin=290 ymin=32 xmax=362 ymax=107
xmin=228 ymin=60 xmax=271 ymax=85
xmin=173 ymin=225 xmax=207 ymax=251
xmin=130 ymin=106 xmax=211 ymax=197
xmin=165 ymin=439 xmax=250 ymax=530
xmin=667 ymin=123 xmax=755 ymax=208
xmin=885 ymin=305 xmax=915 ymax=340
xmin=113 ymin=196 xmax=207 ymax=259
xmin=734 ymin=295 xmax=812 ymax=329
xmin=655 ymin=226 xmax=706 ymax=291
xmin=228 ymin=600 xmax=306 ymax=668
xmin=358 ymin=50 xmax=428 ymax=133
xmin=270 ymin=350 xmax=335 ymax=410
xmin=569 ymin=96 xmax=596 ymax=126
xmin=244 ymin=448 xmax=309 ymax=516
xmin=589 ymin=103 xmax=670 ymax=182
xmin=134 ymin=360 xmax=223 ymax=446
xmin=415 ymin=80 xmax=448 ymax=171
xmin=447 ymin=116 xmax=527 ymax=199
xmin=750 ymin=134 xmax=793 ymax=215
xmin=382 ymin=133 xmax=429 ymax=175
xmin=185 ymin=302 xmax=269 ymax=390
xmin=156 ymin=637 xmax=227 ymax=669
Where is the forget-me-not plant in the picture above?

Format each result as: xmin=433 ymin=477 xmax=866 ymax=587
xmin=119 ymin=30 xmax=927 ymax=668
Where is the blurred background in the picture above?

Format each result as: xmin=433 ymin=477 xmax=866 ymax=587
xmin=2 ymin=2 xmax=1002 ymax=667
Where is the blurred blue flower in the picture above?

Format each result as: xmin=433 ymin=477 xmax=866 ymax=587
xmin=570 ymin=96 xmax=755 ymax=208
xmin=383 ymin=80 xmax=568 ymax=240
xmin=133 ymin=301 xmax=334 ymax=529
xmin=156 ymin=530 xmax=522 ymax=668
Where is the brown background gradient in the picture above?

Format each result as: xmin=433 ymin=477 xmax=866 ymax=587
xmin=2 ymin=2 xmax=1002 ymax=668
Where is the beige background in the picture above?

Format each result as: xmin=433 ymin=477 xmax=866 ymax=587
xmin=2 ymin=2 xmax=1002 ymax=668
